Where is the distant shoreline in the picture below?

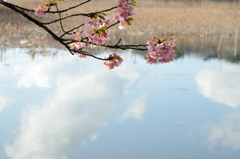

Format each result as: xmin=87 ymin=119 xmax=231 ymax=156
xmin=0 ymin=1 xmax=239 ymax=40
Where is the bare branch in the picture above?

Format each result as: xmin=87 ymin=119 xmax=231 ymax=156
xmin=56 ymin=4 xmax=66 ymax=33
xmin=42 ymin=6 xmax=118 ymax=25
xmin=60 ymin=23 xmax=85 ymax=38
xmin=115 ymin=39 xmax=121 ymax=46
xmin=45 ymin=0 xmax=91 ymax=14
xmin=0 ymin=1 xmax=149 ymax=61
xmin=7 ymin=0 xmax=91 ymax=14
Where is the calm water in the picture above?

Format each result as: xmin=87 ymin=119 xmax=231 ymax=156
xmin=0 ymin=36 xmax=240 ymax=159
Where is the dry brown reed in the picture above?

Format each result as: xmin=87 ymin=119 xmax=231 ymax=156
xmin=125 ymin=0 xmax=240 ymax=36
xmin=1 ymin=0 xmax=240 ymax=47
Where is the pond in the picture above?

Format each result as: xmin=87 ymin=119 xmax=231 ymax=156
xmin=0 ymin=35 xmax=240 ymax=159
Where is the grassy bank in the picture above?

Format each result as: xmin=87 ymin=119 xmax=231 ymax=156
xmin=0 ymin=0 xmax=240 ymax=44
xmin=134 ymin=1 xmax=240 ymax=36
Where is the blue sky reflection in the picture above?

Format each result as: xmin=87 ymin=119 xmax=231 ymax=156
xmin=0 ymin=47 xmax=240 ymax=159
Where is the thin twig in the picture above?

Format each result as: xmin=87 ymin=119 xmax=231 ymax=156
xmin=56 ymin=4 xmax=66 ymax=33
xmin=9 ymin=0 xmax=91 ymax=14
xmin=60 ymin=23 xmax=85 ymax=38
xmin=42 ymin=6 xmax=118 ymax=25
xmin=106 ymin=22 xmax=119 ymax=30
xmin=45 ymin=0 xmax=91 ymax=14
xmin=115 ymin=39 xmax=121 ymax=46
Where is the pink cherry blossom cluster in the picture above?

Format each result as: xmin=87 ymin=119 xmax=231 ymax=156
xmin=85 ymin=16 xmax=110 ymax=29
xmin=113 ymin=0 xmax=135 ymax=30
xmin=72 ymin=42 xmax=86 ymax=50
xmin=87 ymin=30 xmax=109 ymax=45
xmin=34 ymin=0 xmax=69 ymax=17
xmin=104 ymin=53 xmax=123 ymax=70
xmin=85 ymin=15 xmax=110 ymax=47
xmin=78 ymin=54 xmax=87 ymax=58
xmin=70 ymin=29 xmax=87 ymax=58
xmin=35 ymin=5 xmax=48 ymax=17
xmin=70 ymin=29 xmax=86 ymax=50
xmin=73 ymin=29 xmax=83 ymax=40
xmin=146 ymin=36 xmax=177 ymax=64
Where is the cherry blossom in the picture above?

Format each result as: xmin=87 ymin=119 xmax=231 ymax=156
xmin=85 ymin=15 xmax=110 ymax=29
xmin=146 ymin=36 xmax=178 ymax=64
xmin=72 ymin=29 xmax=83 ymax=40
xmin=78 ymin=54 xmax=87 ymax=58
xmin=72 ymin=42 xmax=86 ymax=49
xmin=114 ymin=0 xmax=136 ymax=29
xmin=87 ymin=30 xmax=109 ymax=45
xmin=104 ymin=53 xmax=123 ymax=70
xmin=85 ymin=18 xmax=99 ymax=28
xmin=35 ymin=5 xmax=48 ymax=17
xmin=90 ymin=44 xmax=98 ymax=49
xmin=119 ymin=21 xmax=126 ymax=30
xmin=35 ymin=0 xmax=70 ymax=17
xmin=70 ymin=29 xmax=86 ymax=49
xmin=99 ymin=16 xmax=110 ymax=28
xmin=85 ymin=15 xmax=110 ymax=47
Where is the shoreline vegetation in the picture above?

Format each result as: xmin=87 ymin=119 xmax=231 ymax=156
xmin=0 ymin=0 xmax=240 ymax=48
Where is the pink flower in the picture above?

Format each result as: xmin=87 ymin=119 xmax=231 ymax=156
xmin=69 ymin=29 xmax=87 ymax=57
xmin=146 ymin=41 xmax=151 ymax=45
xmin=146 ymin=36 xmax=177 ymax=64
xmin=78 ymin=54 xmax=86 ymax=58
xmin=72 ymin=29 xmax=83 ymax=40
xmin=35 ymin=5 xmax=48 ymax=17
xmin=70 ymin=30 xmax=86 ymax=49
xmin=170 ymin=36 xmax=175 ymax=41
xmin=87 ymin=29 xmax=109 ymax=45
xmin=119 ymin=21 xmax=125 ymax=30
xmin=85 ymin=19 xmax=98 ymax=28
xmin=90 ymin=44 xmax=97 ymax=49
xmin=85 ymin=15 xmax=110 ymax=46
xmin=99 ymin=16 xmax=110 ymax=28
xmin=146 ymin=53 xmax=157 ymax=64
xmin=113 ymin=13 xmax=120 ymax=22
xmin=114 ymin=0 xmax=135 ymax=30
xmin=104 ymin=53 xmax=123 ymax=70
xmin=72 ymin=42 xmax=86 ymax=49
xmin=85 ymin=16 xmax=110 ymax=29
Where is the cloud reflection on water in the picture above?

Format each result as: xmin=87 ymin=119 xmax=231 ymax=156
xmin=119 ymin=94 xmax=147 ymax=121
xmin=195 ymin=63 xmax=240 ymax=108
xmin=203 ymin=112 xmax=240 ymax=150
xmin=0 ymin=95 xmax=14 ymax=113
xmin=5 ymin=54 xmax=141 ymax=159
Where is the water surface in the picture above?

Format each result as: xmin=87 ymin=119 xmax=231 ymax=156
xmin=0 ymin=35 xmax=240 ymax=159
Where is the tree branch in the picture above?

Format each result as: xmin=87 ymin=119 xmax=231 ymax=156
xmin=0 ymin=1 xmax=149 ymax=61
xmin=42 ymin=5 xmax=118 ymax=25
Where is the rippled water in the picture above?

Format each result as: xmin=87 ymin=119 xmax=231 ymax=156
xmin=0 ymin=35 xmax=240 ymax=159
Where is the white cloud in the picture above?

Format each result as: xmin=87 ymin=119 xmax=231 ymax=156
xmin=119 ymin=94 xmax=147 ymax=121
xmin=15 ymin=58 xmax=71 ymax=88
xmin=117 ymin=72 xmax=140 ymax=93
xmin=195 ymin=64 xmax=240 ymax=108
xmin=203 ymin=112 xmax=240 ymax=150
xmin=0 ymin=95 xmax=14 ymax=113
xmin=5 ymin=54 xmax=141 ymax=159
